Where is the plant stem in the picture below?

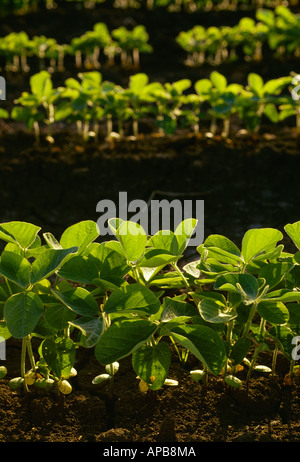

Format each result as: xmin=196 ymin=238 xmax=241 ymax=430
xmin=210 ymin=117 xmax=217 ymax=135
xmin=26 ymin=336 xmax=36 ymax=371
xmin=246 ymin=344 xmax=260 ymax=385
xmin=107 ymin=116 xmax=113 ymax=137
xmin=222 ymin=118 xmax=230 ymax=138
xmin=21 ymin=338 xmax=29 ymax=392
xmin=33 ymin=121 xmax=40 ymax=146
xmin=170 ymin=336 xmax=185 ymax=365
xmin=131 ymin=264 xmax=144 ymax=285
xmin=133 ymin=119 xmax=139 ymax=138
xmin=271 ymin=344 xmax=278 ymax=377
xmin=173 ymin=262 xmax=190 ymax=289
xmin=242 ymin=302 xmax=258 ymax=338
xmin=5 ymin=278 xmax=13 ymax=296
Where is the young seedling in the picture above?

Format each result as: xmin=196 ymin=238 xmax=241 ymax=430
xmin=123 ymin=73 xmax=155 ymax=137
xmin=0 ymin=32 xmax=33 ymax=73
xmin=11 ymin=70 xmax=64 ymax=144
xmin=70 ymin=23 xmax=112 ymax=69
xmin=193 ymin=71 xmax=242 ymax=137
xmin=145 ymin=79 xmax=192 ymax=135
xmin=235 ymin=73 xmax=292 ymax=134
xmin=60 ymin=72 xmax=104 ymax=141
xmin=111 ymin=25 xmax=153 ymax=68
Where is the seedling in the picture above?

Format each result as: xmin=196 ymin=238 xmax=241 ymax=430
xmin=11 ymin=70 xmax=64 ymax=144
xmin=145 ymin=79 xmax=192 ymax=135
xmin=235 ymin=73 xmax=292 ymax=133
xmin=111 ymin=25 xmax=153 ymax=68
xmin=70 ymin=23 xmax=112 ymax=69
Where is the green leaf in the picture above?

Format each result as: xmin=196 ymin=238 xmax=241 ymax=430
xmin=129 ymin=73 xmax=149 ymax=93
xmin=229 ymin=338 xmax=251 ymax=365
xmin=257 ymin=301 xmax=289 ymax=325
xmin=41 ymin=337 xmax=76 ymax=379
xmin=0 ymin=322 xmax=11 ymax=341
xmin=241 ymin=228 xmax=283 ymax=263
xmin=248 ymin=73 xmax=264 ymax=96
xmin=148 ymin=230 xmax=179 ymax=255
xmin=258 ymin=262 xmax=294 ymax=290
xmin=104 ymin=283 xmax=160 ymax=316
xmin=198 ymin=298 xmax=237 ymax=324
xmin=43 ymin=232 xmax=62 ymax=249
xmin=174 ymin=219 xmax=197 ymax=254
xmin=137 ymin=249 xmax=178 ymax=268
xmin=31 ymin=247 xmax=78 ymax=285
xmin=268 ymin=325 xmax=295 ymax=359
xmin=116 ymin=221 xmax=147 ymax=262
xmin=264 ymin=103 xmax=279 ymax=123
xmin=44 ymin=304 xmax=77 ymax=330
xmin=214 ymin=273 xmax=259 ymax=301
xmin=88 ymin=242 xmax=130 ymax=285
xmin=201 ymin=234 xmax=242 ymax=264
xmin=287 ymin=303 xmax=300 ymax=325
xmin=285 ymin=221 xmax=300 ymax=250
xmin=69 ymin=316 xmax=104 ymax=348
xmin=256 ymin=9 xmax=275 ymax=27
xmin=0 ymin=251 xmax=31 ymax=288
xmin=0 ymin=108 xmax=9 ymax=119
xmin=60 ymin=221 xmax=99 ymax=254
xmin=162 ymin=296 xmax=198 ymax=319
xmin=95 ymin=319 xmax=158 ymax=365
xmin=210 ymin=71 xmax=227 ymax=92
xmin=30 ymin=71 xmax=53 ymax=100
xmin=263 ymin=289 xmax=300 ymax=303
xmin=0 ymin=221 xmax=41 ymax=250
xmin=170 ymin=324 xmax=226 ymax=375
xmin=172 ymin=79 xmax=191 ymax=94
xmin=57 ymin=255 xmax=99 ymax=284
xmin=132 ymin=342 xmax=171 ymax=390
xmin=53 ymin=287 xmax=99 ymax=317
xmin=4 ymin=292 xmax=44 ymax=338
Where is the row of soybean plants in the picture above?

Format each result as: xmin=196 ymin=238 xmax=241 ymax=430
xmin=177 ymin=6 xmax=300 ymax=67
xmin=2 ymin=7 xmax=300 ymax=74
xmin=0 ymin=218 xmax=300 ymax=394
xmin=0 ymin=23 xmax=152 ymax=73
xmin=1 ymin=69 xmax=299 ymax=143
xmin=2 ymin=0 xmax=299 ymax=15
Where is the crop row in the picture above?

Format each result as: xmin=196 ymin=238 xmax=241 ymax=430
xmin=177 ymin=6 xmax=300 ymax=66
xmin=2 ymin=6 xmax=300 ymax=75
xmin=1 ymin=0 xmax=298 ymax=16
xmin=0 ymin=23 xmax=152 ymax=73
xmin=1 ymin=69 xmax=299 ymax=143
xmin=0 ymin=218 xmax=300 ymax=394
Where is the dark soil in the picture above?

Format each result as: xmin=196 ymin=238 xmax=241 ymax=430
xmin=0 ymin=1 xmax=300 ymax=445
xmin=1 ymin=337 xmax=300 ymax=443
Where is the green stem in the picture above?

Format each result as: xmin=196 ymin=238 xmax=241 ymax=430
xmin=26 ymin=336 xmax=36 ymax=371
xmin=33 ymin=121 xmax=40 ymax=146
xmin=170 ymin=336 xmax=186 ymax=366
xmin=271 ymin=344 xmax=278 ymax=377
xmin=246 ymin=345 xmax=260 ymax=385
xmin=21 ymin=338 xmax=29 ymax=392
xmin=131 ymin=264 xmax=145 ymax=285
xmin=5 ymin=278 xmax=13 ymax=296
xmin=173 ymin=262 xmax=190 ymax=289
xmin=242 ymin=302 xmax=258 ymax=338
xmin=290 ymin=357 xmax=295 ymax=378
xmin=225 ymin=320 xmax=234 ymax=375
